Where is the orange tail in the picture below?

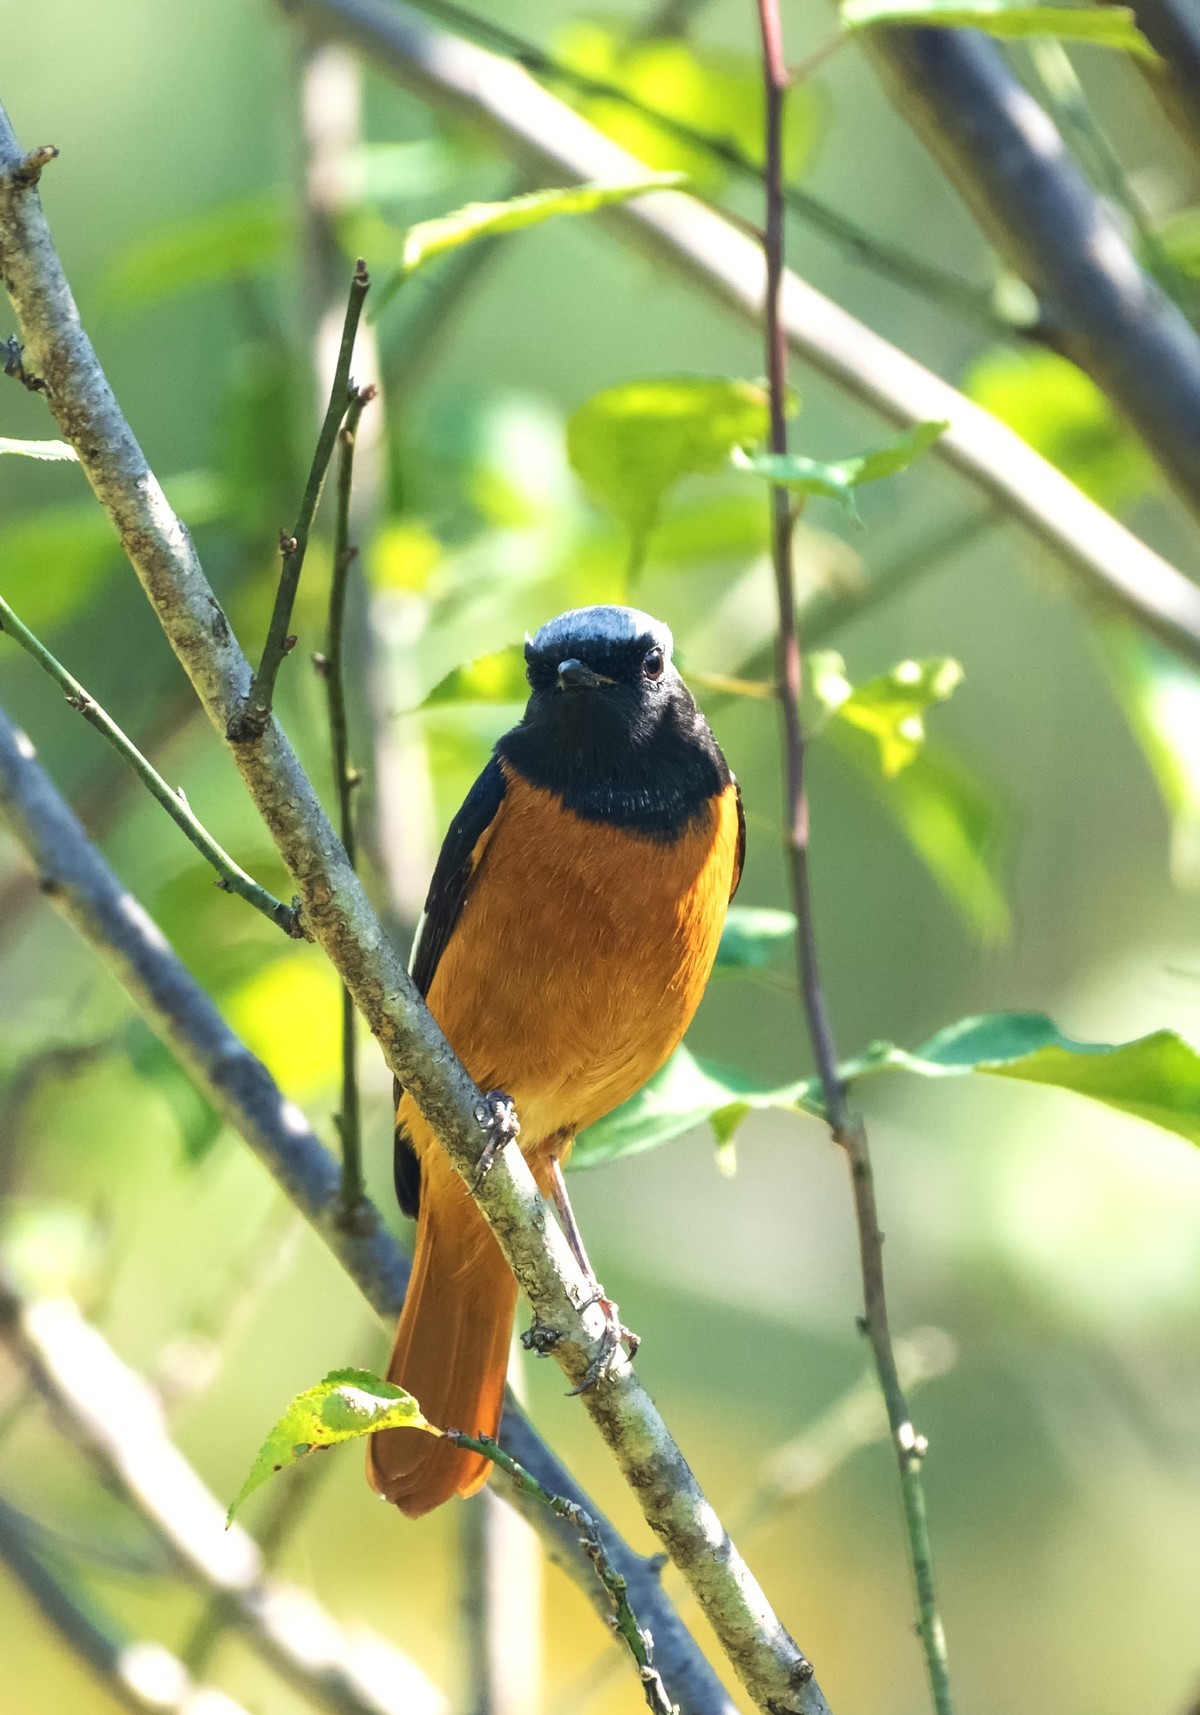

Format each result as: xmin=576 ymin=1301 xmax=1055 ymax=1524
xmin=368 ymin=1153 xmax=517 ymax=1517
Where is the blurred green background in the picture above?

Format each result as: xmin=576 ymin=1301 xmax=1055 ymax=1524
xmin=2 ymin=1 xmax=1200 ymax=1712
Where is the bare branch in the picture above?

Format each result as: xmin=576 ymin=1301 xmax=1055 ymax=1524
xmin=0 ymin=1284 xmax=445 ymax=1715
xmin=232 ymin=260 xmax=371 ymax=738
xmin=324 ymin=384 xmax=375 ymax=1207
xmin=1119 ymin=0 xmax=1200 ymax=163
xmin=0 ymin=704 xmax=739 ymax=1715
xmin=754 ymin=3 xmax=953 ymax=1710
xmin=0 ymin=591 xmax=301 ymax=935
xmin=0 ymin=1493 xmax=254 ymax=1715
xmin=0 ymin=100 xmax=827 ymax=1714
xmin=275 ymin=0 xmax=1200 ymax=669
xmin=860 ymin=26 xmax=1200 ymax=523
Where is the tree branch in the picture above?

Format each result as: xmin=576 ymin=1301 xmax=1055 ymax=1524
xmin=0 ymin=1284 xmax=445 ymax=1715
xmin=859 ymin=25 xmax=1200 ymax=523
xmin=322 ymin=383 xmax=374 ymax=1207
xmin=0 ymin=101 xmax=825 ymax=1715
xmin=0 ymin=703 xmax=738 ymax=1715
xmin=0 ymin=1494 xmax=255 ymax=1715
xmin=274 ymin=0 xmax=1200 ymax=670
xmin=232 ymin=259 xmax=370 ymax=738
xmin=0 ymin=591 xmax=301 ymax=936
xmin=754 ymin=4 xmax=953 ymax=1712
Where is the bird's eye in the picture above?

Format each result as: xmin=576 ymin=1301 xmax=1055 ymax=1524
xmin=643 ymin=647 xmax=665 ymax=682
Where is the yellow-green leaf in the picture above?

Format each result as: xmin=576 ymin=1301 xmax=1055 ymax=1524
xmin=567 ymin=376 xmax=771 ymax=550
xmin=375 ymin=176 xmax=683 ymax=310
xmin=816 ymin=652 xmax=965 ymax=776
xmin=735 ymin=421 xmax=948 ymax=521
xmin=840 ymin=0 xmax=1157 ymax=57
xmin=228 ymin=1369 xmax=435 ymax=1522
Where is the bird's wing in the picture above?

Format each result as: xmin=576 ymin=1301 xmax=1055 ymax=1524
xmin=393 ymin=755 xmax=508 ymax=1217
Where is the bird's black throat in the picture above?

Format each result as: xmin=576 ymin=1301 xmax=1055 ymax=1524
xmin=497 ymin=681 xmax=731 ymax=841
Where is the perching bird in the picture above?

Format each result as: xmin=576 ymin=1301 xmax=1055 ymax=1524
xmin=368 ymin=605 xmax=743 ymax=1517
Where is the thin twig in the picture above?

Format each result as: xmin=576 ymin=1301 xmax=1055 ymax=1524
xmin=447 ymin=1431 xmax=677 ymax=1715
xmin=753 ymin=5 xmax=954 ymax=1714
xmin=321 ymin=383 xmax=375 ymax=1208
xmin=279 ymin=0 xmax=1200 ymax=669
xmin=232 ymin=259 xmax=370 ymax=739
xmin=0 ymin=593 xmax=301 ymax=936
xmin=0 ymin=706 xmax=738 ymax=1715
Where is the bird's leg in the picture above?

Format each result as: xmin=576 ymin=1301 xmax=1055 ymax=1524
xmin=546 ymin=1156 xmax=640 ymax=1394
xmin=470 ymin=1089 xmax=520 ymax=1192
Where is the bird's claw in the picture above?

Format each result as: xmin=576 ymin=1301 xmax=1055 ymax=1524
xmin=568 ymin=1292 xmax=640 ymax=1395
xmin=471 ymin=1090 xmax=520 ymax=1192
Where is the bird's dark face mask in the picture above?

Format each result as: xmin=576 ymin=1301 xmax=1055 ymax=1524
xmin=498 ymin=604 xmax=730 ymax=837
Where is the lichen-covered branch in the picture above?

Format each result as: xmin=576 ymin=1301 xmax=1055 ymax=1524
xmin=275 ymin=0 xmax=1200 ymax=668
xmin=0 ymin=703 xmax=737 ymax=1715
xmin=0 ymin=99 xmax=824 ymax=1714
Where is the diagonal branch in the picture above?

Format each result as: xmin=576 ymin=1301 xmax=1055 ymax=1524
xmin=859 ymin=25 xmax=1200 ymax=523
xmin=0 ymin=703 xmax=737 ymax=1715
xmin=277 ymin=0 xmax=1200 ymax=668
xmin=0 ymin=1494 xmax=254 ymax=1715
xmin=0 ymin=1285 xmax=445 ymax=1715
xmin=0 ymin=102 xmax=826 ymax=1715
xmin=0 ymin=591 xmax=300 ymax=935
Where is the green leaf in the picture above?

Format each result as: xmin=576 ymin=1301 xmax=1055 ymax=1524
xmin=420 ymin=645 xmax=529 ymax=709
xmin=1098 ymin=625 xmax=1200 ymax=891
xmin=575 ymin=1011 xmax=1200 ymax=1169
xmin=0 ymin=437 xmax=78 ymax=462
xmin=375 ymin=176 xmax=683 ymax=310
xmin=864 ymin=1013 xmax=1200 ymax=1147
xmin=567 ymin=376 xmax=771 ymax=550
xmin=964 ymin=347 xmax=1154 ymax=511
xmin=735 ymin=421 xmax=948 ymax=521
xmin=839 ymin=0 xmax=1157 ymax=57
xmin=99 ymin=192 xmax=292 ymax=312
xmin=814 ymin=652 xmax=965 ymax=776
xmin=713 ymin=906 xmax=797 ymax=973
xmin=554 ymin=24 xmax=826 ymax=193
xmin=573 ymin=1046 xmax=821 ymax=1169
xmin=228 ymin=1368 xmax=434 ymax=1522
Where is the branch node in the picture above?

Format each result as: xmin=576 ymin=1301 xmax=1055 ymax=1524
xmin=521 ymin=1316 xmax=562 ymax=1357
xmin=279 ymin=530 xmax=298 ymax=556
xmin=10 ymin=144 xmax=59 ymax=190
xmin=3 ymin=335 xmax=45 ymax=393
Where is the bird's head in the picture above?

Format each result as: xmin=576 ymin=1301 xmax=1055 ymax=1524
xmin=520 ymin=605 xmax=685 ymax=747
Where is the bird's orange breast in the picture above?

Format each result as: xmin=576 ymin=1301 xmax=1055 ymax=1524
xmin=399 ymin=767 xmax=741 ymax=1166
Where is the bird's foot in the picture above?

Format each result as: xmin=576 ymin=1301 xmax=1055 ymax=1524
xmin=568 ymin=1291 xmax=640 ymax=1395
xmin=471 ymin=1089 xmax=520 ymax=1193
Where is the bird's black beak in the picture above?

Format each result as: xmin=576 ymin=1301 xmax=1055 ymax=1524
xmin=556 ymin=658 xmax=613 ymax=691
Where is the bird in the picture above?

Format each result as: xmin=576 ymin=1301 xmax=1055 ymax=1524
xmin=367 ymin=604 xmax=743 ymax=1517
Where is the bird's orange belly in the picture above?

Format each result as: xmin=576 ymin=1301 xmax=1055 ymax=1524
xmin=404 ymin=772 xmax=741 ymax=1157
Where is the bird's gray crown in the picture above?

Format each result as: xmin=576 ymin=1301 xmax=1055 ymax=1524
xmin=528 ymin=605 xmax=673 ymax=659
